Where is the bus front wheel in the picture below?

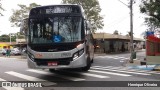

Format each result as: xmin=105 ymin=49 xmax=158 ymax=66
xmin=49 ymin=69 xmax=56 ymax=72
xmin=81 ymin=56 xmax=91 ymax=71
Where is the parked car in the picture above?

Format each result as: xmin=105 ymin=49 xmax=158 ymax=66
xmin=11 ymin=48 xmax=21 ymax=55
xmin=2 ymin=49 xmax=6 ymax=55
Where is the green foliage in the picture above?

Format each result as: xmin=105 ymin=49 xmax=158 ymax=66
xmin=140 ymin=0 xmax=160 ymax=29
xmin=62 ymin=0 xmax=104 ymax=32
xmin=0 ymin=34 xmax=10 ymax=42
xmin=0 ymin=0 xmax=5 ymax=16
xmin=9 ymin=3 xmax=41 ymax=27
xmin=113 ymin=30 xmax=119 ymax=35
xmin=0 ymin=32 xmax=25 ymax=42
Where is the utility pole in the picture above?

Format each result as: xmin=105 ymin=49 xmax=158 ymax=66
xmin=10 ymin=33 xmax=12 ymax=45
xmin=118 ymin=0 xmax=134 ymax=63
xmin=129 ymin=0 xmax=134 ymax=63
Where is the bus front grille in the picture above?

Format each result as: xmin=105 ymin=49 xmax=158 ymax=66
xmin=34 ymin=58 xmax=73 ymax=66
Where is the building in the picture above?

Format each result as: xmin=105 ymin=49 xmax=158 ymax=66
xmin=0 ymin=39 xmax=26 ymax=51
xmin=12 ymin=39 xmax=27 ymax=50
xmin=93 ymin=33 xmax=144 ymax=53
xmin=0 ymin=42 xmax=16 ymax=49
xmin=0 ymin=42 xmax=16 ymax=53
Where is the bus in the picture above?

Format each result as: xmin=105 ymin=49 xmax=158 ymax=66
xmin=22 ymin=4 xmax=94 ymax=71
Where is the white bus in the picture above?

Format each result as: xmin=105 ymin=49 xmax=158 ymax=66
xmin=22 ymin=5 xmax=94 ymax=71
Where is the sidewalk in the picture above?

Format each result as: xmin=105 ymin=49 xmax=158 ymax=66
xmin=0 ymin=55 xmax=27 ymax=60
xmin=95 ymin=49 xmax=146 ymax=56
xmin=126 ymin=59 xmax=160 ymax=71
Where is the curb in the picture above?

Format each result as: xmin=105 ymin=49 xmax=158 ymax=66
xmin=153 ymin=65 xmax=160 ymax=71
xmin=128 ymin=65 xmax=156 ymax=71
xmin=0 ymin=56 xmax=27 ymax=60
xmin=126 ymin=59 xmax=160 ymax=71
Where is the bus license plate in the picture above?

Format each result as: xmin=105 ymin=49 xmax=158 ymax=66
xmin=48 ymin=62 xmax=58 ymax=66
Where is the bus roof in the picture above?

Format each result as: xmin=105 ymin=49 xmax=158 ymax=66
xmin=29 ymin=4 xmax=86 ymax=18
xmin=31 ymin=4 xmax=83 ymax=13
xmin=33 ymin=4 xmax=82 ymax=8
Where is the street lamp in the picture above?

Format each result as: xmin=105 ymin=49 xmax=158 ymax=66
xmin=9 ymin=33 xmax=14 ymax=45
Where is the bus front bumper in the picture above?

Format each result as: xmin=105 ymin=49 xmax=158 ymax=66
xmin=27 ymin=53 xmax=87 ymax=69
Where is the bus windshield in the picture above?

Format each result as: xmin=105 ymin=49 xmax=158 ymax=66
xmin=29 ymin=16 xmax=82 ymax=44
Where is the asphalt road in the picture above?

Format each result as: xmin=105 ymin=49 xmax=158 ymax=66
xmin=0 ymin=51 xmax=160 ymax=90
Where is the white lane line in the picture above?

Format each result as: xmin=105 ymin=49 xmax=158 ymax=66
xmin=0 ymin=78 xmax=24 ymax=90
xmin=0 ymin=78 xmax=6 ymax=81
xmin=5 ymin=71 xmax=56 ymax=86
xmin=96 ymin=56 xmax=129 ymax=60
xmin=88 ymin=70 xmax=131 ymax=76
xmin=60 ymin=70 xmax=109 ymax=78
xmin=114 ymin=56 xmax=129 ymax=59
xmin=96 ymin=56 xmax=111 ymax=58
xmin=27 ymin=69 xmax=85 ymax=81
xmin=92 ymin=66 xmax=125 ymax=69
xmin=75 ymin=72 xmax=109 ymax=78
xmin=91 ymin=67 xmax=151 ymax=75
xmin=0 ymin=57 xmax=17 ymax=59
xmin=92 ymin=66 xmax=130 ymax=70
xmin=92 ymin=66 xmax=160 ymax=74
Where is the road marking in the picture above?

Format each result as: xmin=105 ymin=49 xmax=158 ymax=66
xmin=96 ymin=56 xmax=129 ymax=60
xmin=0 ymin=57 xmax=17 ymax=59
xmin=27 ymin=69 xmax=85 ymax=81
xmin=91 ymin=67 xmax=151 ymax=75
xmin=81 ymin=73 xmax=109 ymax=78
xmin=114 ymin=56 xmax=129 ymax=59
xmin=88 ymin=70 xmax=131 ymax=76
xmin=59 ymin=70 xmax=109 ymax=78
xmin=92 ymin=66 xmax=124 ymax=69
xmin=92 ymin=66 xmax=160 ymax=74
xmin=92 ymin=66 xmax=130 ymax=70
xmin=5 ymin=71 xmax=56 ymax=86
xmin=0 ymin=78 xmax=6 ymax=81
xmin=0 ymin=78 xmax=24 ymax=90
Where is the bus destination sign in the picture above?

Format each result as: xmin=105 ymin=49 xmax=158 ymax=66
xmin=45 ymin=6 xmax=80 ymax=14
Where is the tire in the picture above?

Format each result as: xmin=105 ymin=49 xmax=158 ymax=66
xmin=49 ymin=69 xmax=56 ymax=72
xmin=91 ymin=58 xmax=94 ymax=63
xmin=91 ymin=54 xmax=94 ymax=63
xmin=81 ymin=56 xmax=91 ymax=71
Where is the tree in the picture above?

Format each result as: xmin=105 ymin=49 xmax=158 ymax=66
xmin=126 ymin=31 xmax=134 ymax=37
xmin=140 ymin=0 xmax=160 ymax=29
xmin=16 ymin=32 xmax=25 ymax=39
xmin=62 ymin=0 xmax=104 ymax=32
xmin=9 ymin=3 xmax=40 ymax=27
xmin=113 ymin=30 xmax=119 ymax=35
xmin=0 ymin=34 xmax=10 ymax=42
xmin=0 ymin=0 xmax=5 ymax=16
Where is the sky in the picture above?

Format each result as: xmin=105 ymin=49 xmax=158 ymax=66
xmin=0 ymin=0 xmax=148 ymax=38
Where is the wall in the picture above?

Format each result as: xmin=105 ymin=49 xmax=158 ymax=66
xmin=94 ymin=39 xmax=130 ymax=53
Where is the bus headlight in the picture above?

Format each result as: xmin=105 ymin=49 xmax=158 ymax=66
xmin=73 ymin=48 xmax=84 ymax=60
xmin=79 ymin=49 xmax=84 ymax=56
xmin=28 ymin=53 xmax=35 ymax=61
xmin=73 ymin=52 xmax=79 ymax=60
xmin=30 ymin=54 xmax=35 ymax=61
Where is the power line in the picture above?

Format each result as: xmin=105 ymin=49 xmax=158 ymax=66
xmin=106 ymin=15 xmax=130 ymax=29
xmin=107 ymin=16 xmax=129 ymax=28
xmin=117 ymin=0 xmax=129 ymax=7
